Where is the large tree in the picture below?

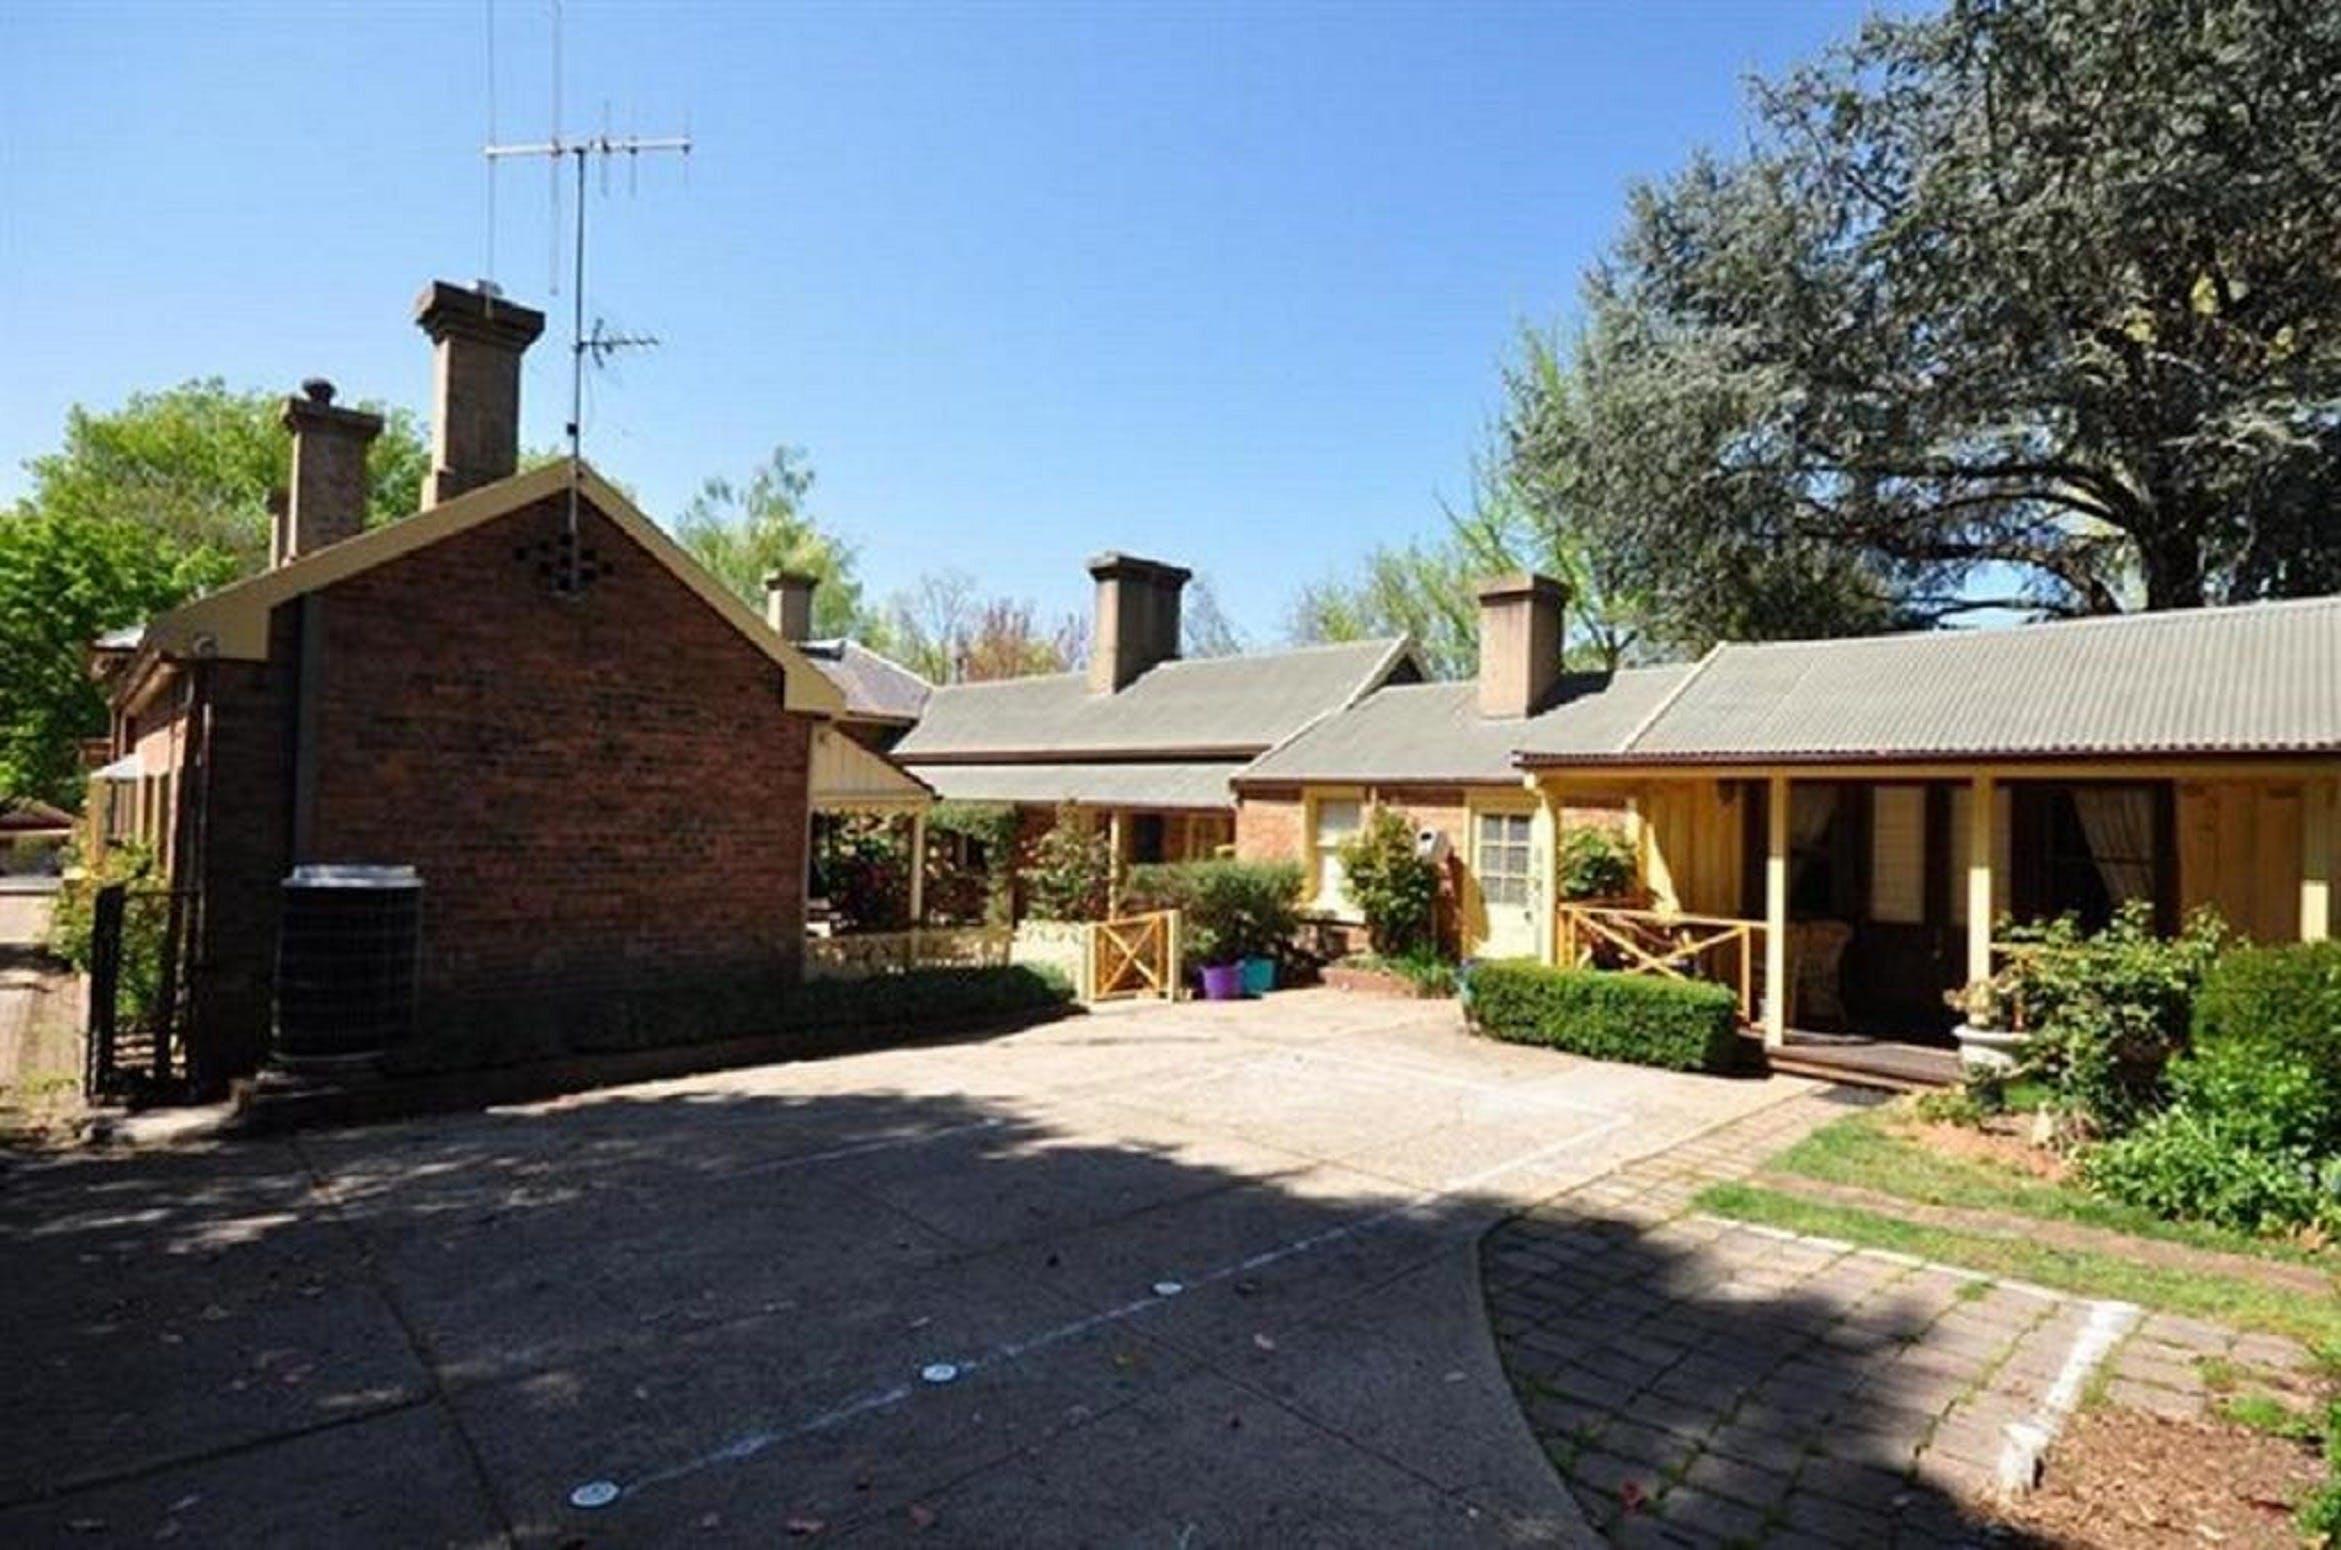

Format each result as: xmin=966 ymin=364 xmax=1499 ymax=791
xmin=1 ymin=381 xmax=428 ymax=805
xmin=1287 ymin=438 xmax=1651 ymax=677
xmin=673 ymin=446 xmax=876 ymax=639
xmin=1518 ymin=0 xmax=2341 ymax=632
xmin=880 ymin=569 xmax=1088 ymax=683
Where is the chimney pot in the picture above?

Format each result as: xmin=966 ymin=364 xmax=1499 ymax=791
xmin=1086 ymin=551 xmax=1190 ymax=693
xmin=1476 ymin=573 xmax=1569 ymax=718
xmin=277 ymin=383 xmax=383 ymax=566
xmin=763 ymin=570 xmax=817 ymax=643
xmin=414 ymin=279 xmax=546 ymax=506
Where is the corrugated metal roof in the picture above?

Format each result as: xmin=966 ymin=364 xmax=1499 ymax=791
xmin=893 ymin=638 xmax=1411 ymax=760
xmin=1530 ymin=595 xmax=2341 ymax=765
xmin=917 ymin=761 xmax=1239 ymax=810
xmin=1236 ymin=666 xmax=1695 ymax=785
xmin=799 ymin=639 xmax=932 ymax=724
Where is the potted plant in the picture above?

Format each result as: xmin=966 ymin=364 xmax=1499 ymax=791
xmin=1947 ymin=976 xmax=2027 ymax=1076
xmin=1231 ymin=863 xmax=1300 ymax=997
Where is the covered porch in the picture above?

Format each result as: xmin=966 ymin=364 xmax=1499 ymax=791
xmin=1531 ymin=762 xmax=2339 ymax=1060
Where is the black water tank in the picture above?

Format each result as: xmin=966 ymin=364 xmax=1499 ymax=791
xmin=273 ymin=865 xmax=422 ymax=1071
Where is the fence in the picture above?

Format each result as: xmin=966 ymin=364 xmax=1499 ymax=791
xmin=1554 ymin=901 xmax=1767 ymax=1025
xmin=1008 ymin=912 xmax=1182 ymax=1003
xmin=803 ymin=924 xmax=1014 ymax=982
xmin=84 ymin=883 xmax=194 ymax=1100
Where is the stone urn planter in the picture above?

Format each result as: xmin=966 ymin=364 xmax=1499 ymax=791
xmin=1954 ymin=1022 xmax=2028 ymax=1077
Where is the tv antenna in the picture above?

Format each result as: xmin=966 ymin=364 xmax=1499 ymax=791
xmin=482 ymin=6 xmax=690 ymax=588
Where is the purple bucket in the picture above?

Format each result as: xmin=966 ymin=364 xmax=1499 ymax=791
xmin=1200 ymin=962 xmax=1245 ymax=1001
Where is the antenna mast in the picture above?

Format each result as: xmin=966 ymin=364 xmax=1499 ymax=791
xmin=483 ymin=124 xmax=690 ymax=585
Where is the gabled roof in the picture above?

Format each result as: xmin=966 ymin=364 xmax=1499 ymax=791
xmin=1235 ymin=667 xmax=1693 ymax=786
xmin=1521 ymin=594 xmax=2341 ymax=767
xmin=136 ymin=460 xmax=844 ymax=717
xmin=893 ymin=638 xmax=1417 ymax=762
xmin=799 ymin=638 xmax=932 ymax=725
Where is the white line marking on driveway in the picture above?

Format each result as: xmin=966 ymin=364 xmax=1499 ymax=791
xmin=574 ymin=1112 xmax=1633 ymax=1509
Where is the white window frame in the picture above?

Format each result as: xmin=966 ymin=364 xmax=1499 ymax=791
xmin=1305 ymin=788 xmax=1366 ymax=918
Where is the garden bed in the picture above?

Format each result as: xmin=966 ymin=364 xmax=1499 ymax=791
xmin=1320 ymin=960 xmax=1443 ymax=998
xmin=1983 ymin=1407 xmax=2327 ymax=1549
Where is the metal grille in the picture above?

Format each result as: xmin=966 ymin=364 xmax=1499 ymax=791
xmin=273 ymin=869 xmax=423 ymax=1068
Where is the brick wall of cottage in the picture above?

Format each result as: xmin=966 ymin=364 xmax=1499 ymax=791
xmin=186 ymin=491 xmax=815 ymax=1082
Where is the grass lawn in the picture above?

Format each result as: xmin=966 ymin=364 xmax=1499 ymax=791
xmin=1697 ymin=1104 xmax=2341 ymax=1354
xmin=1765 ymin=1105 xmax=2340 ymax=1270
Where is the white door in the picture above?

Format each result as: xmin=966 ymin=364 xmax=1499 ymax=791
xmin=1472 ymin=809 xmax=1539 ymax=959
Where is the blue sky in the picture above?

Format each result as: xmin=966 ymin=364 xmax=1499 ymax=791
xmin=0 ymin=0 xmax=1877 ymax=642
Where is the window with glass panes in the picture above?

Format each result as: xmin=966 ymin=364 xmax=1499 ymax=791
xmin=1311 ymin=797 xmax=1362 ymax=909
xmin=1474 ymin=811 xmax=1534 ymax=907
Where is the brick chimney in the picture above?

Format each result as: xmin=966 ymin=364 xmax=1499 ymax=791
xmin=275 ymin=379 xmax=382 ymax=566
xmin=414 ymin=280 xmax=545 ymax=506
xmin=1477 ymin=572 xmax=1568 ymax=718
xmin=764 ymin=570 xmax=816 ymax=642
xmin=1087 ymin=552 xmax=1190 ymax=693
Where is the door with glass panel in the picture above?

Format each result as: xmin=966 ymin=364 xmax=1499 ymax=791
xmin=1472 ymin=808 xmax=1539 ymax=959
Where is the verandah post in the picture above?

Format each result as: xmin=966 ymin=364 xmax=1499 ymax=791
xmin=1762 ymin=773 xmax=1788 ymax=1047
xmin=1967 ymin=773 xmax=1996 ymax=985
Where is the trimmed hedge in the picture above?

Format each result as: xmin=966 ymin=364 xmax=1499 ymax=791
xmin=1466 ymin=961 xmax=1743 ymax=1073
xmin=388 ymin=963 xmax=1076 ymax=1076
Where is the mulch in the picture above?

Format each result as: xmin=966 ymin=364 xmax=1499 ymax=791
xmin=1984 ymin=1409 xmax=2325 ymax=1549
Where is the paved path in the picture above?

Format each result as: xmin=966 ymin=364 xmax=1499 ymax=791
xmin=0 ymin=990 xmax=1807 ymax=1548
xmin=1479 ymin=1090 xmax=2314 ymax=1547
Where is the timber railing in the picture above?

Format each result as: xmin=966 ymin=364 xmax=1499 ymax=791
xmin=1553 ymin=902 xmax=1767 ymax=1026
xmin=803 ymin=924 xmax=1013 ymax=982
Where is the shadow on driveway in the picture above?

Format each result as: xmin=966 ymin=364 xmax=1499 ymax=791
xmin=0 ymin=1046 xmax=2021 ymax=1548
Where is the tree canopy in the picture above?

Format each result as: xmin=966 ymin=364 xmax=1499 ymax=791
xmin=1514 ymin=0 xmax=2341 ymax=639
xmin=1 ymin=380 xmax=428 ymax=805
xmin=672 ymin=445 xmax=876 ymax=640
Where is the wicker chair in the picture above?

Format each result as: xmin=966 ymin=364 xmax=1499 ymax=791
xmin=1790 ymin=919 xmax=1854 ymax=1029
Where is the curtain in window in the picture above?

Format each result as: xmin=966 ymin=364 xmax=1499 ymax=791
xmin=1788 ymin=785 xmax=1838 ymax=893
xmin=2073 ymin=786 xmax=2157 ymax=908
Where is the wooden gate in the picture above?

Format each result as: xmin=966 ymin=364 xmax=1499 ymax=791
xmin=1088 ymin=909 xmax=1179 ymax=1001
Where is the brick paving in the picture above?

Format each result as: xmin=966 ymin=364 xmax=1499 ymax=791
xmin=1477 ymin=1087 xmax=2312 ymax=1547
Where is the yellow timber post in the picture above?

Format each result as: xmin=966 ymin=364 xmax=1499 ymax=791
xmin=1762 ymin=773 xmax=1788 ymax=1047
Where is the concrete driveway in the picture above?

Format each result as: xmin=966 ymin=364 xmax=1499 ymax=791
xmin=1 ymin=990 xmax=1808 ymax=1548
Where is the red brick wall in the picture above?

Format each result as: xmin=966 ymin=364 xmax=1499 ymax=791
xmin=185 ymin=491 xmax=815 ymax=1081
xmin=1233 ymin=787 xmax=1304 ymax=864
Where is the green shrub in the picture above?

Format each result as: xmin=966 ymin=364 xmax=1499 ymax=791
xmin=2192 ymin=941 xmax=2341 ymax=1152
xmin=1124 ymin=859 xmax=1302 ymax=967
xmin=1337 ymin=807 xmax=1439 ymax=955
xmin=1023 ymin=808 xmax=1113 ymax=922
xmin=1558 ymin=825 xmax=1634 ymax=901
xmin=1467 ymin=961 xmax=1742 ymax=1073
xmin=2080 ymin=1107 xmax=2341 ymax=1236
xmin=45 ymin=837 xmax=172 ymax=1020
xmin=1996 ymin=902 xmax=2228 ymax=1134
xmin=781 ymin=963 xmax=1075 ymax=1032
